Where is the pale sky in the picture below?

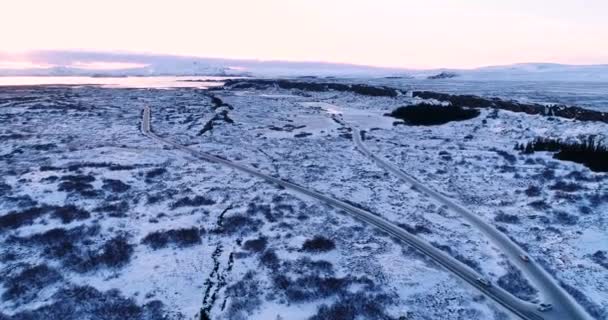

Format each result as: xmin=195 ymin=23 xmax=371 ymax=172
xmin=2 ymin=0 xmax=607 ymax=68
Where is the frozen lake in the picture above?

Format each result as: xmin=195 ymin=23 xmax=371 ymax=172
xmin=0 ymin=76 xmax=234 ymax=89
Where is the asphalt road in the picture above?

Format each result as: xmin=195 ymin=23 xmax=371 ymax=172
xmin=348 ymin=122 xmax=592 ymax=320
xmin=142 ymin=106 xmax=555 ymax=320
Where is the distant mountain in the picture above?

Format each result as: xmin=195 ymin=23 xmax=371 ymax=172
xmin=0 ymin=50 xmax=407 ymax=78
xmin=417 ymin=63 xmax=608 ymax=82
xmin=1 ymin=51 xmax=607 ymax=81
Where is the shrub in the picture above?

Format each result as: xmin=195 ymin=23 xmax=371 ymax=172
xmin=95 ymin=201 xmax=130 ymax=217
xmin=242 ymin=237 xmax=267 ymax=252
xmin=142 ymin=228 xmax=202 ymax=250
xmin=0 ymin=182 xmax=11 ymax=196
xmin=51 ymin=205 xmax=91 ymax=223
xmin=171 ymin=196 xmax=215 ymax=209
xmin=494 ymin=212 xmax=520 ymax=224
xmin=218 ymin=215 xmax=262 ymax=235
xmin=7 ymin=285 xmax=166 ymax=320
xmin=524 ymin=185 xmax=542 ymax=197
xmin=0 ymin=206 xmax=53 ymax=231
xmin=550 ymin=181 xmax=583 ymax=193
xmin=388 ymin=103 xmax=480 ymax=126
xmin=145 ymin=168 xmax=167 ymax=179
xmin=497 ymin=264 xmax=538 ymax=301
xmin=591 ymin=251 xmax=608 ymax=269
xmin=553 ymin=211 xmax=579 ymax=225
xmin=260 ymin=249 xmax=280 ymax=269
xmin=310 ymin=292 xmax=395 ymax=320
xmin=302 ymin=236 xmax=336 ymax=253
xmin=2 ymin=264 xmax=63 ymax=303
xmin=102 ymin=179 xmax=131 ymax=193
xmin=61 ymin=235 xmax=133 ymax=273
xmin=225 ymin=271 xmax=262 ymax=320
xmin=58 ymin=174 xmax=96 ymax=194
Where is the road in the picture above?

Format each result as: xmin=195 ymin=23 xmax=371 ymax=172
xmin=141 ymin=106 xmax=552 ymax=320
xmin=348 ymin=123 xmax=592 ymax=320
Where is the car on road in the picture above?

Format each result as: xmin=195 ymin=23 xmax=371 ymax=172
xmin=538 ymin=303 xmax=553 ymax=312
xmin=520 ymin=254 xmax=530 ymax=262
xmin=476 ymin=277 xmax=492 ymax=287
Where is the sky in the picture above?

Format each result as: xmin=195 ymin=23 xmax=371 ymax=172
xmin=2 ymin=0 xmax=607 ymax=69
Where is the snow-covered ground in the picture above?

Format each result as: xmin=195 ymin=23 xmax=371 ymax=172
xmin=0 ymin=80 xmax=606 ymax=319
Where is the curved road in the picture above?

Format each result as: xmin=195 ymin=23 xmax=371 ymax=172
xmin=347 ymin=121 xmax=591 ymax=320
xmin=140 ymin=106 xmax=553 ymax=320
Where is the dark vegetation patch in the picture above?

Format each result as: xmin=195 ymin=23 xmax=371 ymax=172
xmin=309 ymin=292 xmax=396 ymax=320
xmin=516 ymin=137 xmax=608 ymax=172
xmin=102 ymin=179 xmax=131 ymax=193
xmin=301 ymin=236 xmax=336 ymax=253
xmin=142 ymin=227 xmax=202 ymax=250
xmin=524 ymin=185 xmax=542 ymax=197
xmin=272 ymin=274 xmax=375 ymax=303
xmin=2 ymin=264 xmax=63 ymax=303
xmin=224 ymin=79 xmax=400 ymax=97
xmin=95 ymin=201 xmax=130 ymax=217
xmin=58 ymin=174 xmax=100 ymax=197
xmin=4 ymin=285 xmax=166 ymax=320
xmin=269 ymin=124 xmax=306 ymax=132
xmin=549 ymin=180 xmax=584 ymax=193
xmin=0 ymin=182 xmax=12 ymax=196
xmin=494 ymin=212 xmax=520 ymax=224
xmin=171 ymin=195 xmax=216 ymax=209
xmin=590 ymin=251 xmax=608 ymax=270
xmin=496 ymin=263 xmax=538 ymax=301
xmin=492 ymin=148 xmax=517 ymax=164
xmin=145 ymin=168 xmax=167 ymax=179
xmin=0 ymin=205 xmax=90 ymax=231
xmin=413 ymin=91 xmax=608 ymax=123
xmin=242 ymin=236 xmax=267 ymax=252
xmin=528 ymin=200 xmax=551 ymax=211
xmin=51 ymin=205 xmax=91 ymax=223
xmin=40 ymin=162 xmax=136 ymax=172
xmin=31 ymin=143 xmax=57 ymax=151
xmin=387 ymin=103 xmax=480 ymax=126
xmin=224 ymin=271 xmax=262 ymax=319
xmin=216 ymin=215 xmax=263 ymax=235
xmin=294 ymin=132 xmax=313 ymax=138
xmin=553 ymin=210 xmax=579 ymax=225
xmin=259 ymin=249 xmax=280 ymax=270
xmin=8 ymin=226 xmax=132 ymax=273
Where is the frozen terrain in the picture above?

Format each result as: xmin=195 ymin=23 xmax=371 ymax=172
xmin=0 ymin=78 xmax=606 ymax=320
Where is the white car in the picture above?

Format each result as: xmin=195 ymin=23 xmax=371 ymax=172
xmin=476 ymin=277 xmax=492 ymax=287
xmin=520 ymin=254 xmax=530 ymax=262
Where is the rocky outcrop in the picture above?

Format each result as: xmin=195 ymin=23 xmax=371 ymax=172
xmin=223 ymin=79 xmax=401 ymax=97
xmin=427 ymin=72 xmax=458 ymax=80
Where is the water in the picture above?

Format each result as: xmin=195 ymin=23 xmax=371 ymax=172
xmin=0 ymin=76 xmax=233 ymax=89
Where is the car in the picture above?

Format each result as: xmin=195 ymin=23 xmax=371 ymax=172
xmin=520 ymin=254 xmax=530 ymax=262
xmin=476 ymin=277 xmax=492 ymax=287
xmin=537 ymin=303 xmax=553 ymax=312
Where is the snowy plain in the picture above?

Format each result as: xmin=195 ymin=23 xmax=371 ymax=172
xmin=0 ymin=78 xmax=606 ymax=319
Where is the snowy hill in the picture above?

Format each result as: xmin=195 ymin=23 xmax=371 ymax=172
xmin=418 ymin=63 xmax=608 ymax=82
xmin=1 ymin=51 xmax=607 ymax=81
